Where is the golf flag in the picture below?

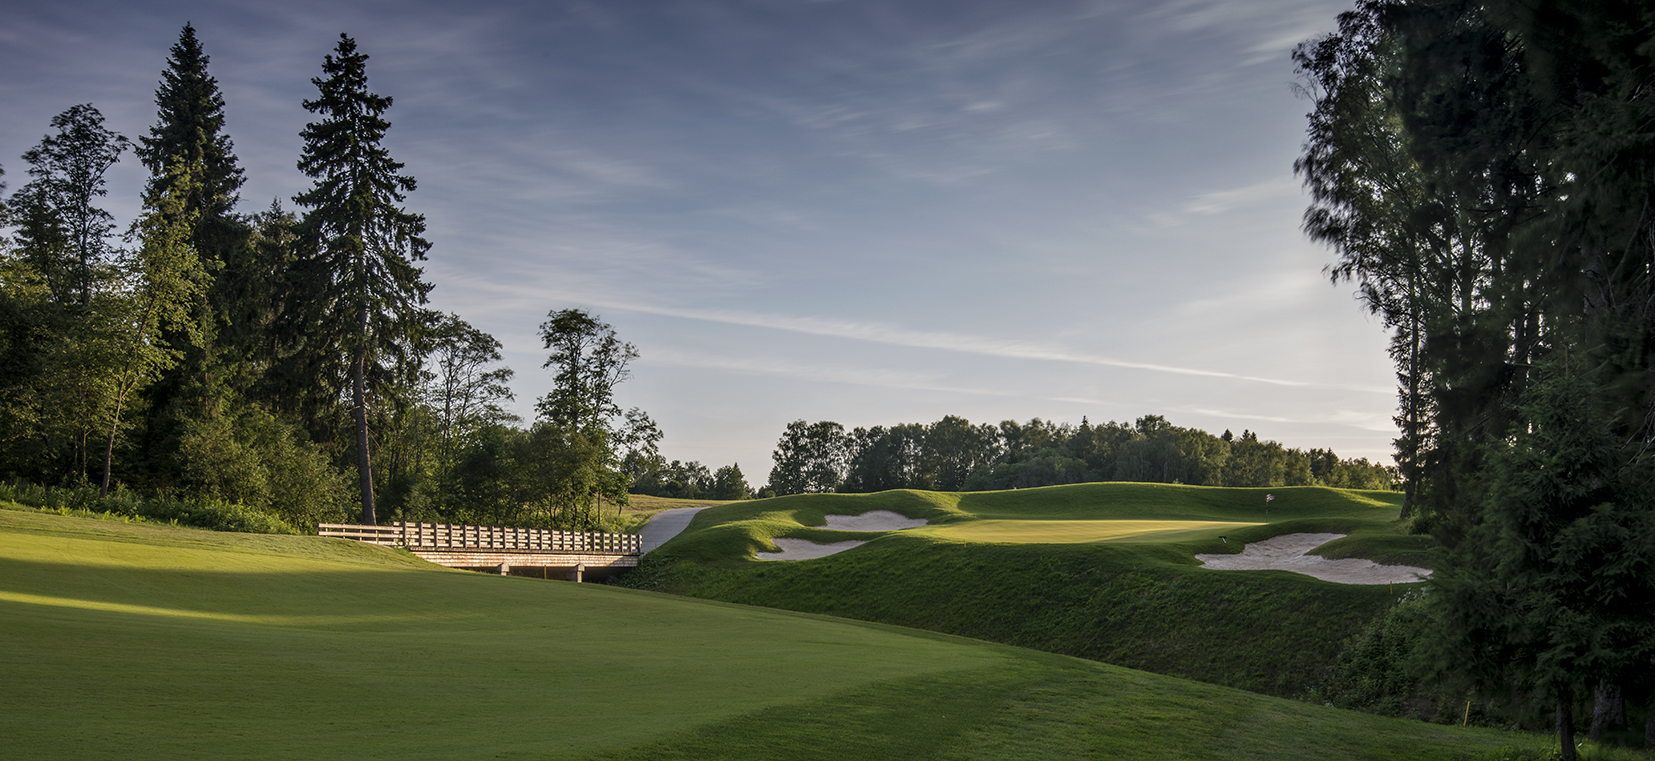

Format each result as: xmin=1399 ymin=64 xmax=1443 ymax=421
xmin=1266 ymin=494 xmax=1274 ymax=502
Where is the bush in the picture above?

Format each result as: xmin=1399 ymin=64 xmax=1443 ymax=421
xmin=0 ymin=481 xmax=300 ymax=534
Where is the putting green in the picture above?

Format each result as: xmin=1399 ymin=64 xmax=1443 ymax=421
xmin=919 ymin=519 xmax=1263 ymax=544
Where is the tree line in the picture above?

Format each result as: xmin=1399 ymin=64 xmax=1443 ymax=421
xmin=1297 ymin=0 xmax=1655 ymax=752
xmin=764 ymin=414 xmax=1397 ymax=495
xmin=0 ymin=25 xmax=738 ymax=532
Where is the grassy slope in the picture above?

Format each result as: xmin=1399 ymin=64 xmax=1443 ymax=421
xmin=630 ymin=484 xmax=1428 ymax=698
xmin=0 ymin=505 xmax=1540 ymax=760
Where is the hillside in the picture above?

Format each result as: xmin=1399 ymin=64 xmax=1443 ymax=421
xmin=625 ymin=483 xmax=1430 ymax=698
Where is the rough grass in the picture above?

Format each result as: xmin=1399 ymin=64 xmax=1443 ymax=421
xmin=628 ymin=483 xmax=1429 ymax=697
xmin=1 ymin=508 xmax=1545 ymax=760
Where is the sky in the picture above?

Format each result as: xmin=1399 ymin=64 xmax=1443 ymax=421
xmin=0 ymin=0 xmax=1397 ymax=482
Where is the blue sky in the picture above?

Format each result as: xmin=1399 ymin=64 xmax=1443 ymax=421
xmin=1 ymin=0 xmax=1395 ymax=480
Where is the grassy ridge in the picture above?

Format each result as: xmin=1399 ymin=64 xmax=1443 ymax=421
xmin=0 ymin=506 xmax=1539 ymax=760
xmin=630 ymin=483 xmax=1424 ymax=697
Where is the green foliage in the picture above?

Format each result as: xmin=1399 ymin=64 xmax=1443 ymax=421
xmin=135 ymin=23 xmax=243 ymax=223
xmin=423 ymin=311 xmax=516 ymax=467
xmin=631 ymin=459 xmax=713 ymax=498
xmin=774 ymin=414 xmax=1396 ymax=494
xmin=174 ymin=404 xmax=352 ymax=528
xmin=0 ymin=481 xmax=298 ymax=534
xmin=11 ymin=103 xmax=129 ymax=308
xmin=709 ymin=462 xmax=752 ymax=500
xmin=291 ymin=33 xmax=433 ymax=523
xmin=526 ymin=308 xmax=661 ymax=527
xmin=769 ymin=419 xmax=850 ymax=494
xmin=3 ymin=105 xmax=133 ymax=485
xmin=535 ymin=308 xmax=635 ymax=432
xmin=1296 ymin=5 xmax=1655 ymax=754
xmin=1312 ymin=588 xmax=1474 ymax=722
xmin=97 ymin=158 xmax=210 ymax=495
xmin=1422 ymin=356 xmax=1655 ymax=740
xmin=513 ymin=422 xmax=628 ymax=530
xmin=128 ymin=22 xmax=258 ymax=501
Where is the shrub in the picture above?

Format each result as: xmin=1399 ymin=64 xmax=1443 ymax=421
xmin=0 ymin=480 xmax=300 ymax=534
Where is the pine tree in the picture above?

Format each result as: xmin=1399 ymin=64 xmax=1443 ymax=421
xmin=136 ymin=23 xmax=243 ymax=232
xmin=134 ymin=23 xmax=251 ymax=482
xmin=293 ymin=34 xmax=432 ymax=525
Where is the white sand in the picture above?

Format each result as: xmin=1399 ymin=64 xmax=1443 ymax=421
xmin=755 ymin=511 xmax=927 ymax=560
xmin=819 ymin=511 xmax=929 ymax=532
xmin=756 ymin=538 xmax=868 ymax=561
xmin=1195 ymin=533 xmax=1431 ymax=585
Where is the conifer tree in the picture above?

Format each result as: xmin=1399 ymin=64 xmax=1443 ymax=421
xmin=293 ymin=34 xmax=432 ymax=525
xmin=137 ymin=23 xmax=243 ymax=236
xmin=134 ymin=23 xmax=251 ymax=477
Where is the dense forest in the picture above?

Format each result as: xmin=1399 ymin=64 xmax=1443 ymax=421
xmin=1297 ymin=0 xmax=1655 ymax=753
xmin=0 ymin=26 xmax=688 ymax=532
xmin=760 ymin=414 xmax=1395 ymax=495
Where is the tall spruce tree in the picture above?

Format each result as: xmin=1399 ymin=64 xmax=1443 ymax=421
xmin=293 ymin=34 xmax=432 ymax=525
xmin=137 ymin=24 xmax=243 ymax=235
xmin=134 ymin=23 xmax=251 ymax=481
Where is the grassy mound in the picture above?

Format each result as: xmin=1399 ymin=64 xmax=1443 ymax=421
xmin=627 ymin=483 xmax=1428 ymax=698
xmin=0 ymin=504 xmax=1542 ymax=759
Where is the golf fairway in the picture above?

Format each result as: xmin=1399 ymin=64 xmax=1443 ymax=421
xmin=1 ymin=507 xmax=1543 ymax=760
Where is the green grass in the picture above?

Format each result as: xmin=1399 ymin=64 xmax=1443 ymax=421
xmin=629 ymin=483 xmax=1430 ymax=698
xmin=919 ymin=518 xmax=1264 ymax=543
xmin=1 ymin=507 xmax=1548 ymax=760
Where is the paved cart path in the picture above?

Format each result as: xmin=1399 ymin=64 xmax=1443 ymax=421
xmin=640 ymin=507 xmax=713 ymax=553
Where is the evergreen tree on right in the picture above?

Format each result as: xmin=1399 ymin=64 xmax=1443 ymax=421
xmin=1296 ymin=1 xmax=1655 ymax=753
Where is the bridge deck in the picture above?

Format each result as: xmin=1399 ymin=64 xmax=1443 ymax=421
xmin=318 ymin=521 xmax=641 ymax=581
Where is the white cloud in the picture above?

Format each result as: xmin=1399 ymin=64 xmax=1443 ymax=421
xmin=596 ymin=302 xmax=1392 ymax=394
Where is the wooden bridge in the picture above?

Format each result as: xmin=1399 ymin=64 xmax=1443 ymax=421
xmin=318 ymin=521 xmax=642 ymax=582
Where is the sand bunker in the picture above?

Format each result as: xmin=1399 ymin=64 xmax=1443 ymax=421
xmin=1195 ymin=533 xmax=1431 ymax=585
xmin=756 ymin=538 xmax=868 ymax=561
xmin=819 ymin=511 xmax=929 ymax=532
xmin=756 ymin=512 xmax=926 ymax=560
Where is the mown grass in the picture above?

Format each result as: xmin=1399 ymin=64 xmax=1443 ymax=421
xmin=1 ymin=508 xmax=1547 ymax=760
xmin=919 ymin=518 xmax=1264 ymax=544
xmin=628 ymin=483 xmax=1428 ymax=698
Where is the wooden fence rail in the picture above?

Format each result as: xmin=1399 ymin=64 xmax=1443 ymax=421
xmin=318 ymin=521 xmax=643 ymax=555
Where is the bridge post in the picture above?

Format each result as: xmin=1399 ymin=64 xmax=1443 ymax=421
xmin=497 ymin=562 xmax=510 ymax=576
xmin=569 ymin=563 xmax=585 ymax=583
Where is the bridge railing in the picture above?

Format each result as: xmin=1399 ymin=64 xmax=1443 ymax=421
xmin=318 ymin=521 xmax=642 ymax=555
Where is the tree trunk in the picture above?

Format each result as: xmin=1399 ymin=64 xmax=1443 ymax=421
xmin=101 ymin=354 xmax=144 ymax=499
xmin=1591 ymin=682 xmax=1625 ymax=743
xmin=1559 ymin=698 xmax=1577 ymax=761
xmin=99 ymin=392 xmax=125 ymax=499
xmin=354 ymin=308 xmax=375 ymax=525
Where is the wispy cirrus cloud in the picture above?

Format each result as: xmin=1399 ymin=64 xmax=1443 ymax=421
xmin=645 ymin=347 xmax=1013 ymax=398
xmin=602 ymin=302 xmax=1392 ymax=394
